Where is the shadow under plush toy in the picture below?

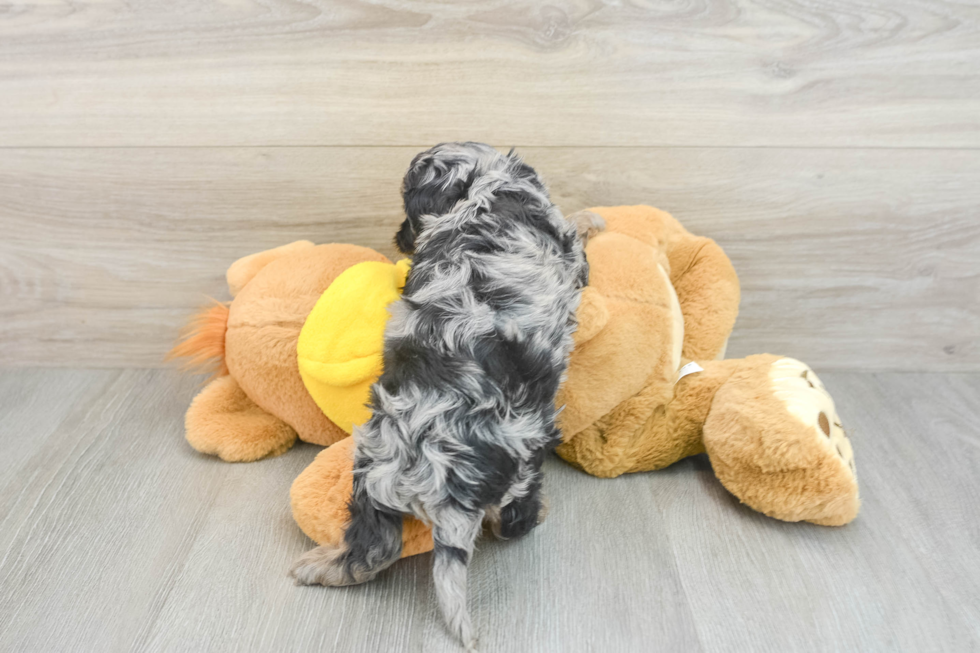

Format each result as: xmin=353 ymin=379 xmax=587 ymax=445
xmin=172 ymin=205 xmax=859 ymax=558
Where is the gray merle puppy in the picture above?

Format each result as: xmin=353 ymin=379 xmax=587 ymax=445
xmin=290 ymin=142 xmax=600 ymax=650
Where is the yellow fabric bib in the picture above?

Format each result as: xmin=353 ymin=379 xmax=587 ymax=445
xmin=297 ymin=259 xmax=411 ymax=433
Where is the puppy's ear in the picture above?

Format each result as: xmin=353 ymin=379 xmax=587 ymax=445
xmin=403 ymin=148 xmax=473 ymax=214
xmin=403 ymin=141 xmax=500 ymax=210
xmin=398 ymin=142 xmax=501 ymax=254
xmin=394 ymin=219 xmax=416 ymax=255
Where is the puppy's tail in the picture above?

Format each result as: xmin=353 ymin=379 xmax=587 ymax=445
xmin=432 ymin=511 xmax=484 ymax=652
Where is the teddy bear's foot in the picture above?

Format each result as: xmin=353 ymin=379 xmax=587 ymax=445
xmin=186 ymin=374 xmax=297 ymax=462
xmin=703 ymin=355 xmax=859 ymax=526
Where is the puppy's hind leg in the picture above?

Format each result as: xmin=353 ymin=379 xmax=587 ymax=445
xmin=489 ymin=466 xmax=548 ymax=540
xmin=490 ymin=493 xmax=548 ymax=541
xmin=289 ymin=475 xmax=403 ymax=587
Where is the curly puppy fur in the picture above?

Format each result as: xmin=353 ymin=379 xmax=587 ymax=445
xmin=290 ymin=142 xmax=597 ymax=650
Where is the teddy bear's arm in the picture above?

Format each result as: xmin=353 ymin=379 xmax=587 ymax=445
xmin=667 ymin=236 xmax=740 ymax=361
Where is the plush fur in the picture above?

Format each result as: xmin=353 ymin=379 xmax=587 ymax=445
xmin=185 ymin=374 xmax=296 ymax=462
xmin=170 ymin=205 xmax=861 ymax=643
xmin=167 ymin=301 xmax=230 ymax=379
xmin=289 ymin=143 xmax=593 ymax=650
xmin=170 ymin=242 xmax=392 ymax=459
xmin=289 ymin=205 xmax=859 ymax=564
xmin=225 ymin=244 xmax=390 ymax=448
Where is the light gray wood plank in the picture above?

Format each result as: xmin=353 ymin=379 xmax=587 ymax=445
xmin=0 ymin=0 xmax=978 ymax=147
xmin=0 ymin=369 xmax=704 ymax=653
xmin=0 ymin=368 xmax=124 ymax=582
xmin=657 ymin=370 xmax=980 ymax=652
xmin=138 ymin=448 xmax=706 ymax=653
xmin=2 ymin=369 xmax=979 ymax=652
xmin=823 ymin=371 xmax=980 ymax=646
xmin=0 ymin=370 xmax=231 ymax=652
xmin=0 ymin=369 xmax=117 ymax=493
xmin=2 ymin=147 xmax=977 ymax=370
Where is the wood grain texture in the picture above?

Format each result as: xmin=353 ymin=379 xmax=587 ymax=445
xmin=2 ymin=147 xmax=977 ymax=370
xmin=0 ymin=0 xmax=978 ymax=147
xmin=667 ymin=369 xmax=980 ymax=652
xmin=1 ymin=368 xmax=978 ymax=652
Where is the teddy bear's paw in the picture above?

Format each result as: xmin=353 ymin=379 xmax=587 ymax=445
xmin=703 ymin=355 xmax=860 ymax=526
xmin=769 ymin=358 xmax=856 ymax=478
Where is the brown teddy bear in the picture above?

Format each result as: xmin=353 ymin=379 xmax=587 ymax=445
xmin=172 ymin=205 xmax=859 ymax=559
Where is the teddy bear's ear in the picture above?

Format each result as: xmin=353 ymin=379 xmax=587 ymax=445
xmin=226 ymin=240 xmax=316 ymax=297
xmin=574 ymin=286 xmax=609 ymax=345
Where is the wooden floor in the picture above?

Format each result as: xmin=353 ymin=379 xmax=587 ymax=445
xmin=2 ymin=1 xmax=979 ymax=651
xmin=1 ymin=368 xmax=977 ymax=652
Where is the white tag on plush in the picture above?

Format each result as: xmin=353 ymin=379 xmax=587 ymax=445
xmin=676 ymin=362 xmax=704 ymax=383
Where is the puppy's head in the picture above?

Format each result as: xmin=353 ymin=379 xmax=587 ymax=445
xmin=396 ymin=142 xmax=502 ymax=254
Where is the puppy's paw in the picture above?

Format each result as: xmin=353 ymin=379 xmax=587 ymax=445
xmin=537 ymin=494 xmax=550 ymax=525
xmin=484 ymin=505 xmax=505 ymax=540
xmin=289 ymin=544 xmax=352 ymax=587
xmin=487 ymin=494 xmax=549 ymax=540
xmin=566 ymin=210 xmax=606 ymax=246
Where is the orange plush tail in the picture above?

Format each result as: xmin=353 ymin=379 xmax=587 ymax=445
xmin=167 ymin=300 xmax=231 ymax=378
